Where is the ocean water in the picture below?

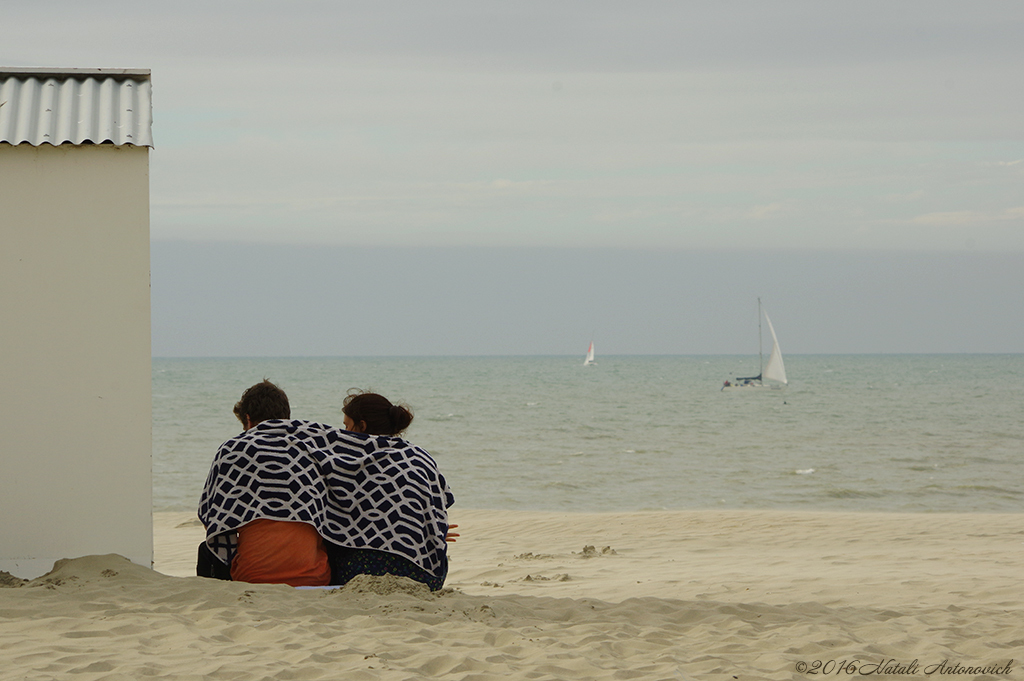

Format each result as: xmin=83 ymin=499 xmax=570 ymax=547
xmin=154 ymin=355 xmax=1024 ymax=514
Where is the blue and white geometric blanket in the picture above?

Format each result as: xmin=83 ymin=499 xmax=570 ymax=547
xmin=198 ymin=419 xmax=455 ymax=579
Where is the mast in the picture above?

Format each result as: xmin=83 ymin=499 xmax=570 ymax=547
xmin=757 ymin=297 xmax=763 ymax=380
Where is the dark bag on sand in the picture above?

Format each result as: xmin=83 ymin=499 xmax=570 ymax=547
xmin=196 ymin=542 xmax=231 ymax=580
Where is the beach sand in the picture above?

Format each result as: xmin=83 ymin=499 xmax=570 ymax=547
xmin=1 ymin=510 xmax=1021 ymax=680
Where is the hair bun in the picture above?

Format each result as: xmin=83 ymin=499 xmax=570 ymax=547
xmin=343 ymin=391 xmax=412 ymax=435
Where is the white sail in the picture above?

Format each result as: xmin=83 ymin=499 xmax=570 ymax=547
xmin=762 ymin=312 xmax=787 ymax=385
xmin=584 ymin=342 xmax=595 ymax=366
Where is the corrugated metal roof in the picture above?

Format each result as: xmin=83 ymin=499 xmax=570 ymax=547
xmin=0 ymin=68 xmax=152 ymax=147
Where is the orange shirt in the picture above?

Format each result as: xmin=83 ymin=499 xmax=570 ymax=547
xmin=230 ymin=519 xmax=332 ymax=587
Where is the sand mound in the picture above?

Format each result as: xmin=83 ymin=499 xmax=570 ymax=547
xmin=0 ymin=570 xmax=27 ymax=588
xmin=336 ymin=572 xmax=438 ymax=598
xmin=27 ymin=554 xmax=167 ymax=589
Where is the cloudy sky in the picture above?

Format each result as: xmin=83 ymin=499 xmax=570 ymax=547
xmin=7 ymin=1 xmax=1024 ymax=355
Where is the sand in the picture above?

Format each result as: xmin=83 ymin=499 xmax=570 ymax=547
xmin=1 ymin=509 xmax=1021 ymax=680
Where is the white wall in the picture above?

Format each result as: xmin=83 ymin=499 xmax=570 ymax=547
xmin=0 ymin=144 xmax=152 ymax=579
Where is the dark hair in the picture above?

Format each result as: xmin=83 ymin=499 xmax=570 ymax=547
xmin=233 ymin=379 xmax=290 ymax=426
xmin=342 ymin=390 xmax=413 ymax=435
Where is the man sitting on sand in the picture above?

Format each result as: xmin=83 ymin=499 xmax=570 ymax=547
xmin=197 ymin=380 xmax=331 ymax=586
xmin=197 ymin=380 xmax=454 ymax=590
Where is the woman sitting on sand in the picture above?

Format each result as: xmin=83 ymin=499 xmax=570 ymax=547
xmin=199 ymin=384 xmax=455 ymax=591
xmin=324 ymin=390 xmax=458 ymax=589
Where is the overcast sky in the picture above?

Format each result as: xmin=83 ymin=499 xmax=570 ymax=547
xmin=7 ymin=2 xmax=1024 ymax=355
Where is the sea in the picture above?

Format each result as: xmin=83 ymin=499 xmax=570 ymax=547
xmin=153 ymin=355 xmax=1024 ymax=515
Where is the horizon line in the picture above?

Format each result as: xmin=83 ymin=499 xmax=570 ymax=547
xmin=152 ymin=352 xmax=1024 ymax=360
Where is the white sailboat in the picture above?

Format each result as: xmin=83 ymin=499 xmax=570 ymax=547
xmin=722 ymin=299 xmax=787 ymax=390
xmin=583 ymin=341 xmax=595 ymax=366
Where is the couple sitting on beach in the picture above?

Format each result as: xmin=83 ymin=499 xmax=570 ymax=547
xmin=197 ymin=380 xmax=455 ymax=590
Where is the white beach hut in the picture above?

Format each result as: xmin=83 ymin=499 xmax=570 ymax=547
xmin=0 ymin=68 xmax=154 ymax=579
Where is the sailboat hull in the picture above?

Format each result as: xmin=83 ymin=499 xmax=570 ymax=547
xmin=721 ymin=380 xmax=785 ymax=391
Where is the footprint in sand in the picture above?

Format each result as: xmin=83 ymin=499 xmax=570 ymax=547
xmin=513 ymin=552 xmax=554 ymax=560
xmin=516 ymin=573 xmax=571 ymax=583
xmin=574 ymin=545 xmax=617 ymax=558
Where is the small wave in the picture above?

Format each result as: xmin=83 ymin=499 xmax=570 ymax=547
xmin=542 ymin=480 xmax=583 ymax=491
xmin=953 ymin=485 xmax=1023 ymax=497
xmin=579 ymin=433 xmax=619 ymax=441
xmin=795 ymin=468 xmax=815 ymax=475
xmin=825 ymin=488 xmax=886 ymax=499
xmin=426 ymin=413 xmax=461 ymax=421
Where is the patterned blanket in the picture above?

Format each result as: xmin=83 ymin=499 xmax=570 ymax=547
xmin=198 ymin=420 xmax=454 ymax=579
